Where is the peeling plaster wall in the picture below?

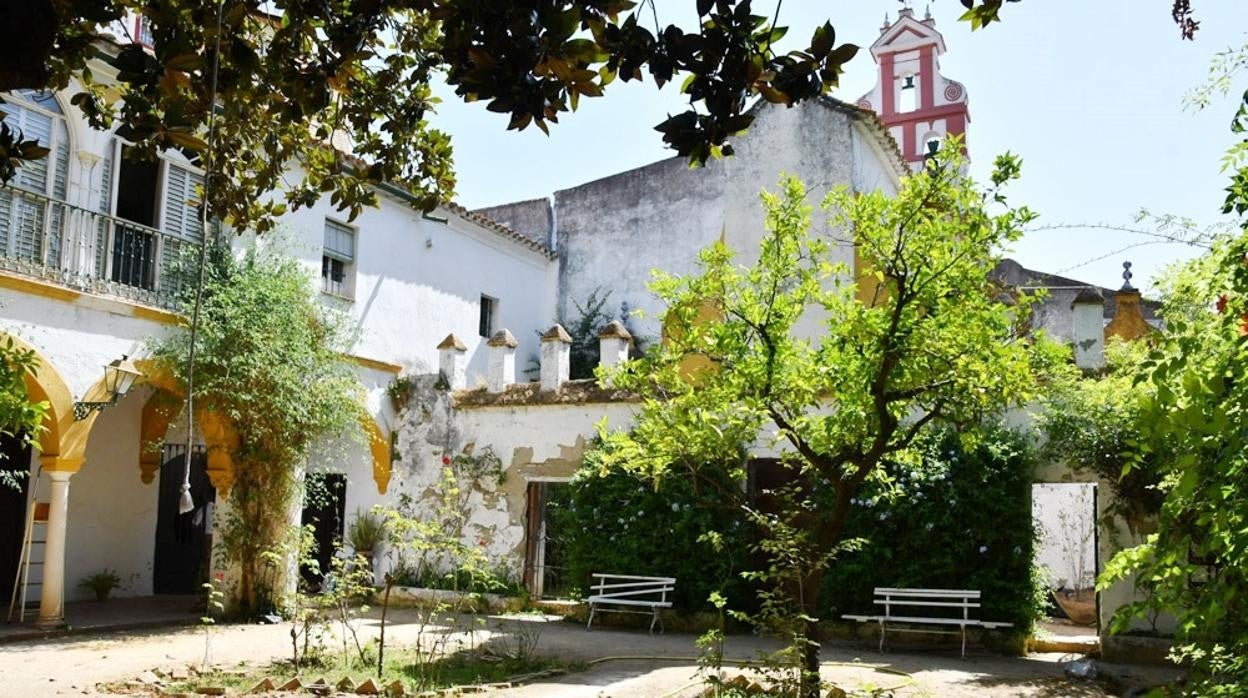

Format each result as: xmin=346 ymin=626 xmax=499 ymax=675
xmin=392 ymin=379 xmax=636 ymax=579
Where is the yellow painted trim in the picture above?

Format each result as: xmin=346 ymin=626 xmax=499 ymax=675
xmin=139 ymin=390 xmax=184 ymax=484
xmin=41 ymin=455 xmax=84 ymax=472
xmin=348 ymin=354 xmax=402 ymax=374
xmin=0 ymin=272 xmax=81 ymax=302
xmin=360 ymin=412 xmax=392 ymax=495
xmin=0 ymin=331 xmax=73 ymax=467
xmin=131 ymin=305 xmax=181 ymax=325
xmin=0 ymin=271 xmax=183 ymax=324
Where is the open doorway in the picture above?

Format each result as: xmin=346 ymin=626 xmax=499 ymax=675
xmin=300 ymin=472 xmax=347 ymax=590
xmin=111 ymin=145 xmax=160 ymax=289
xmin=523 ymin=480 xmax=572 ymax=599
xmin=153 ymin=447 xmax=215 ymax=594
xmin=1033 ymin=483 xmax=1100 ymax=637
xmin=0 ymin=433 xmax=33 ymax=606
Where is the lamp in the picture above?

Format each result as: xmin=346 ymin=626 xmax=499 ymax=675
xmin=73 ymin=355 xmax=143 ymax=420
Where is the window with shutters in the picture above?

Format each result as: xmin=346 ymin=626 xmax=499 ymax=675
xmin=322 ymin=219 xmax=356 ymax=298
xmin=0 ymin=91 xmax=69 ymax=269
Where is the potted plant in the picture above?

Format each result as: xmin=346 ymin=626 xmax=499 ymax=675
xmin=347 ymin=509 xmax=385 ymax=568
xmin=78 ymin=569 xmax=122 ymax=602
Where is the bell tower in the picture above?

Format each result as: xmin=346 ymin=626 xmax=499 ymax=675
xmin=856 ymin=6 xmax=970 ymax=171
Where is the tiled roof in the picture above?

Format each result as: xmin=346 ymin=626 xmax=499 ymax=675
xmin=438 ymin=201 xmax=556 ymax=259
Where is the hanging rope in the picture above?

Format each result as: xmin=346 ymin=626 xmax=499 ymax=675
xmin=179 ymin=0 xmax=226 ymax=515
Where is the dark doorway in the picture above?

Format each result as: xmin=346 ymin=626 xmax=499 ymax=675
xmin=300 ymin=472 xmax=347 ymax=589
xmin=523 ymin=481 xmax=571 ymax=599
xmin=153 ymin=451 xmax=214 ymax=594
xmin=111 ymin=146 xmax=159 ymax=289
xmin=0 ymin=433 xmax=32 ymax=606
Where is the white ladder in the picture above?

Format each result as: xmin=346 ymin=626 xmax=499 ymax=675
xmin=7 ymin=466 xmax=47 ymax=623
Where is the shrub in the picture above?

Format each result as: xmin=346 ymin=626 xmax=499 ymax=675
xmin=547 ymin=466 xmax=751 ymax=612
xmin=821 ymin=427 xmax=1044 ymax=631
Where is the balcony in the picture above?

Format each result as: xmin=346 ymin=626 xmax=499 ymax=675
xmin=0 ymin=187 xmax=198 ymax=311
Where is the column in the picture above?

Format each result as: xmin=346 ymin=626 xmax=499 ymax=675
xmin=37 ymin=469 xmax=73 ymax=629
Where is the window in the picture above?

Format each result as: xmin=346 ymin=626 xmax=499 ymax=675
xmin=322 ymin=219 xmax=356 ymax=297
xmin=0 ymin=91 xmax=70 ymax=267
xmin=899 ymin=74 xmax=917 ymax=113
xmin=479 ymin=295 xmax=497 ymax=338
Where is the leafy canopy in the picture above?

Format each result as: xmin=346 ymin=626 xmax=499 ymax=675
xmin=149 ymin=243 xmax=364 ymax=612
xmin=591 ymin=143 xmax=1043 ymax=693
xmin=3 ymin=0 xmax=863 ymax=233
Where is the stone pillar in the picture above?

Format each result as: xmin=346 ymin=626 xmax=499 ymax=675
xmin=598 ymin=320 xmax=633 ymax=373
xmin=37 ymin=469 xmax=73 ymax=629
xmin=1071 ymin=287 xmax=1106 ymax=372
xmin=540 ymin=324 xmax=572 ymax=391
xmin=437 ymin=333 xmax=467 ymax=390
xmin=486 ymin=329 xmax=518 ymax=393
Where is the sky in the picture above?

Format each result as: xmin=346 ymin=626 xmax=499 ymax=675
xmin=429 ymin=1 xmax=1247 ymax=292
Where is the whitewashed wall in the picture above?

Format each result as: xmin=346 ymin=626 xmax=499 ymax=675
xmin=1033 ymin=482 xmax=1097 ymax=590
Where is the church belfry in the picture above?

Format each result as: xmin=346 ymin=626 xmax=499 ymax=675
xmin=856 ymin=6 xmax=970 ymax=170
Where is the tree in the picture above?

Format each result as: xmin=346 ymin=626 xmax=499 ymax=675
xmin=149 ymin=244 xmax=364 ymax=614
xmin=957 ymin=0 xmax=1199 ymax=39
xmin=592 ymin=144 xmax=1042 ymax=696
xmin=0 ymin=338 xmax=49 ymax=488
xmin=1096 ymin=42 xmax=1248 ymax=695
xmin=1 ymin=0 xmax=862 ymax=233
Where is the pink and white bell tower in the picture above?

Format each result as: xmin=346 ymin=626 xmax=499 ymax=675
xmin=856 ymin=6 xmax=970 ymax=171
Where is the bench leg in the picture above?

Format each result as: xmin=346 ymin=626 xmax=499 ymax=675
xmin=878 ymin=620 xmax=886 ymax=653
xmin=961 ymin=624 xmax=967 ymax=659
xmin=586 ymin=603 xmax=596 ymax=631
xmin=650 ymin=605 xmax=662 ymax=635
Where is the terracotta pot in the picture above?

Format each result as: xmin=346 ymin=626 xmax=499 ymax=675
xmin=94 ymin=589 xmax=110 ymax=602
xmin=1053 ymin=588 xmax=1097 ymax=625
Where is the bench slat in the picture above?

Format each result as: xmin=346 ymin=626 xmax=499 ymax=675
xmin=592 ymin=581 xmax=675 ymax=591
xmin=876 ymin=588 xmax=980 ymax=598
xmin=590 ymin=587 xmax=674 ymax=600
xmin=874 ymin=599 xmax=981 ymax=608
xmin=592 ymin=573 xmax=676 ymax=583
xmin=588 ymin=597 xmax=674 ymax=608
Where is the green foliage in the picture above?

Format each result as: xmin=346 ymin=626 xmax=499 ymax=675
xmin=149 ymin=243 xmax=364 ymax=615
xmin=823 ymin=427 xmax=1044 ymax=632
xmin=77 ymin=568 xmax=122 ymax=597
xmin=565 ymin=288 xmax=614 ymax=380
xmin=448 ymin=446 xmax=506 ymax=485
xmin=1100 ymin=234 xmax=1248 ymax=693
xmin=1097 ymin=45 xmax=1248 ymax=695
xmin=546 ymin=461 xmax=751 ymax=611
xmin=591 ymin=146 xmax=1042 ymax=695
xmin=1038 ymin=340 xmax=1165 ymax=530
xmin=347 ymin=508 xmax=387 ymax=554
xmin=15 ymin=1 xmax=864 ymax=232
xmin=0 ymin=335 xmax=48 ymax=488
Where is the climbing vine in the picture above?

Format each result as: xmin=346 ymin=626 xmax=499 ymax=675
xmin=150 ymin=244 xmax=364 ymax=616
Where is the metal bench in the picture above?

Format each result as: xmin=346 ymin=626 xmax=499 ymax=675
xmin=842 ymin=587 xmax=1014 ymax=657
xmin=585 ymin=573 xmax=675 ymax=634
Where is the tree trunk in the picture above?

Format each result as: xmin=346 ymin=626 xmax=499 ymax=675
xmin=798 ymin=568 xmax=824 ymax=698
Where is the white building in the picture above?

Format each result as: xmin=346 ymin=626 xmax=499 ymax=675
xmin=0 ymin=10 xmax=1154 ymax=644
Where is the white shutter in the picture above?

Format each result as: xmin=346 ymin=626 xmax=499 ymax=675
xmin=162 ymin=162 xmax=204 ymax=243
xmin=323 ymin=219 xmax=355 ymax=262
xmin=95 ymin=139 xmax=118 ymax=276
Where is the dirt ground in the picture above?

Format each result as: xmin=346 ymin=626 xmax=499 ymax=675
xmin=0 ymin=609 xmax=1179 ymax=697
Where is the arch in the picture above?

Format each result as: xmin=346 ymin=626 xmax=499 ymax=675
xmin=139 ymin=390 xmax=185 ymax=484
xmin=0 ymin=331 xmax=76 ymax=468
xmin=361 ymin=413 xmax=392 ymax=495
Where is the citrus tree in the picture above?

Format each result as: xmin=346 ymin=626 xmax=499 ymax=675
xmin=593 ymin=144 xmax=1043 ymax=696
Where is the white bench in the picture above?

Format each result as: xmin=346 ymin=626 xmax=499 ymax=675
xmin=843 ymin=587 xmax=1014 ymax=657
xmin=585 ymin=573 xmax=675 ymax=634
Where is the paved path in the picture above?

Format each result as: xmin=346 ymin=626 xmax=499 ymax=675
xmin=0 ymin=609 xmax=1178 ymax=697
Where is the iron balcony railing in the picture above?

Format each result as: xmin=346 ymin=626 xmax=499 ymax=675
xmin=0 ymin=186 xmax=200 ymax=310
